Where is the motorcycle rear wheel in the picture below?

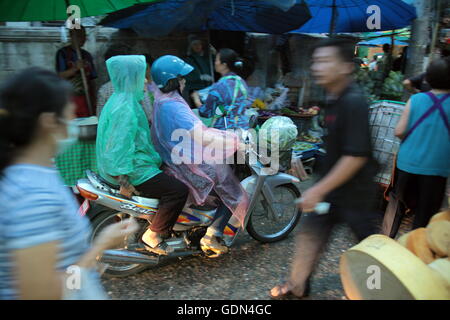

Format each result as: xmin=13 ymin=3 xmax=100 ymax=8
xmin=89 ymin=208 xmax=149 ymax=278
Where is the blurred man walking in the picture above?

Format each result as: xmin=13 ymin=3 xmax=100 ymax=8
xmin=270 ymin=38 xmax=380 ymax=299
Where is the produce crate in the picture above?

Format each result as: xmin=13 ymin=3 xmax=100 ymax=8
xmin=293 ymin=147 xmax=318 ymax=160
xmin=369 ymin=100 xmax=405 ymax=186
xmin=292 ymin=142 xmax=319 ymax=160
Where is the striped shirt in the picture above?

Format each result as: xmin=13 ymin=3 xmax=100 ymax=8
xmin=0 ymin=164 xmax=94 ymax=300
xmin=198 ymin=73 xmax=251 ymax=130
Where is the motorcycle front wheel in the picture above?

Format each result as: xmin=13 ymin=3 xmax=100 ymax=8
xmin=89 ymin=207 xmax=149 ymax=278
xmin=246 ymin=183 xmax=301 ymax=243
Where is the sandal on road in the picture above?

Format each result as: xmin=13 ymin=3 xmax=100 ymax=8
xmin=269 ymin=280 xmax=311 ymax=300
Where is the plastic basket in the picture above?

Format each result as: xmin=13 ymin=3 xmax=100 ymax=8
xmin=292 ymin=146 xmax=318 ymax=160
xmin=369 ymin=100 xmax=405 ymax=186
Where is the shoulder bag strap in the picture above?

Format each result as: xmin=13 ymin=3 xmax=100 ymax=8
xmin=403 ymin=92 xmax=450 ymax=141
xmin=424 ymin=92 xmax=450 ymax=137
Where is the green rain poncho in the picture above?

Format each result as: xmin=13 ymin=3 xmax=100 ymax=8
xmin=96 ymin=55 xmax=162 ymax=186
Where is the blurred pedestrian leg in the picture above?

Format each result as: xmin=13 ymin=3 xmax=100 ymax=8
xmin=289 ymin=207 xmax=380 ymax=294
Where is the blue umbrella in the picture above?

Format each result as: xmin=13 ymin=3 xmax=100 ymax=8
xmin=290 ymin=0 xmax=417 ymax=34
xmin=100 ymin=0 xmax=312 ymax=37
xmin=358 ymin=37 xmax=408 ymax=46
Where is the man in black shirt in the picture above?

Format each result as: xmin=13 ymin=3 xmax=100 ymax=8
xmin=270 ymin=38 xmax=380 ymax=299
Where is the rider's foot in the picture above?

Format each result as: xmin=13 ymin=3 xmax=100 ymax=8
xmin=200 ymin=235 xmax=229 ymax=257
xmin=142 ymin=229 xmax=173 ymax=255
xmin=144 ymin=240 xmax=173 ymax=255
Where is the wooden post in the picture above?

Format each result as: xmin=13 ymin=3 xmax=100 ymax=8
xmin=329 ymin=0 xmax=338 ymax=36
xmin=65 ymin=0 xmax=93 ymax=116
xmin=207 ymin=30 xmax=215 ymax=83
xmin=429 ymin=0 xmax=442 ymax=62
xmin=73 ymin=39 xmax=94 ymax=116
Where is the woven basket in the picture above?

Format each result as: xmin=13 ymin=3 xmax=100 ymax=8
xmin=369 ymin=100 xmax=405 ymax=186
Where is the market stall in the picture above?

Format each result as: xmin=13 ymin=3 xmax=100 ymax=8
xmin=249 ymin=84 xmax=324 ymax=177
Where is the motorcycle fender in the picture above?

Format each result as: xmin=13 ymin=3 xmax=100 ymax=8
xmin=240 ymin=175 xmax=258 ymax=193
xmin=240 ymin=173 xmax=301 ymax=200
xmin=264 ymin=173 xmax=301 ymax=192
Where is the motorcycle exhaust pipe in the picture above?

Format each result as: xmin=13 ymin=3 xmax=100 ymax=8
xmin=99 ymin=249 xmax=160 ymax=265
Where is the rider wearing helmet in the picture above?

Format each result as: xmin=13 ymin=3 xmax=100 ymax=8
xmin=96 ymin=55 xmax=189 ymax=255
xmin=150 ymin=55 xmax=249 ymax=256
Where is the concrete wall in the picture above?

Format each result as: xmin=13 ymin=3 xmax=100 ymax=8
xmin=0 ymin=26 xmax=327 ymax=106
xmin=0 ymin=26 xmax=206 ymax=88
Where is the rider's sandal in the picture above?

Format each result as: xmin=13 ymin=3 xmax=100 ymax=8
xmin=143 ymin=240 xmax=173 ymax=256
xmin=200 ymin=236 xmax=229 ymax=258
xmin=269 ymin=279 xmax=311 ymax=300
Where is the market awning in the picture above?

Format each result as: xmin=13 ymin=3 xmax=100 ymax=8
xmin=99 ymin=0 xmax=312 ymax=37
xmin=290 ymin=0 xmax=417 ymax=34
xmin=0 ymin=0 xmax=162 ymax=22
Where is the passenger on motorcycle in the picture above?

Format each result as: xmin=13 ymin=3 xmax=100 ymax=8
xmin=96 ymin=55 xmax=189 ymax=255
xmin=150 ymin=55 xmax=249 ymax=256
xmin=191 ymin=48 xmax=251 ymax=130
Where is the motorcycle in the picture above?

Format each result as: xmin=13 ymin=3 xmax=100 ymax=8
xmin=76 ymin=141 xmax=303 ymax=278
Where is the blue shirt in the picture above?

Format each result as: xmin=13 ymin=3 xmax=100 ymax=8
xmin=199 ymin=73 xmax=251 ymax=130
xmin=0 ymin=164 xmax=97 ymax=300
xmin=397 ymin=92 xmax=450 ymax=177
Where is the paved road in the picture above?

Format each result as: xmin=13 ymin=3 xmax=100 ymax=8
xmin=101 ymin=178 xmax=412 ymax=300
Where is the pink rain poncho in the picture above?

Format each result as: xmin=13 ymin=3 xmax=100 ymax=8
xmin=150 ymin=88 xmax=249 ymax=227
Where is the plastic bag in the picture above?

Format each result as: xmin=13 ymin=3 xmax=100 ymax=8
xmin=288 ymin=157 xmax=309 ymax=181
xmin=259 ymin=116 xmax=298 ymax=151
xmin=247 ymin=86 xmax=265 ymax=100
xmin=308 ymin=115 xmax=324 ymax=137
xmin=265 ymin=85 xmax=289 ymax=111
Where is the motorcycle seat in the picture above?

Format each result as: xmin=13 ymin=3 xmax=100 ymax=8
xmin=86 ymin=170 xmax=119 ymax=190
